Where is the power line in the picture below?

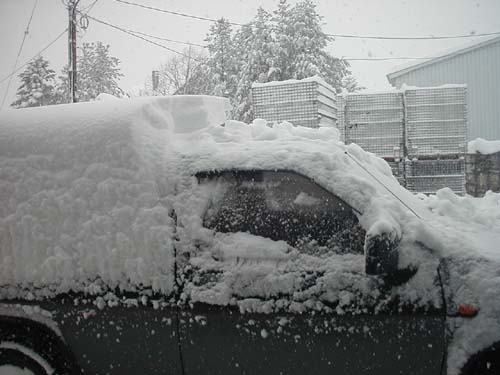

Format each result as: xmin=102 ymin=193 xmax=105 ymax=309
xmin=0 ymin=29 xmax=68 ymax=87
xmin=76 ymin=4 xmax=204 ymax=48
xmin=115 ymin=0 xmax=242 ymax=27
xmin=86 ymin=15 xmax=207 ymax=63
xmin=82 ymin=0 xmax=99 ymax=14
xmin=1 ymin=0 xmax=39 ymax=109
xmin=113 ymin=0 xmax=500 ymax=41
xmin=121 ymin=28 xmax=206 ymax=48
xmin=327 ymin=31 xmax=500 ymax=41
xmin=344 ymin=57 xmax=431 ymax=61
xmin=85 ymin=16 xmax=446 ymax=62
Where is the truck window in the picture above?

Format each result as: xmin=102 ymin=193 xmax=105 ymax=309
xmin=200 ymin=171 xmax=365 ymax=255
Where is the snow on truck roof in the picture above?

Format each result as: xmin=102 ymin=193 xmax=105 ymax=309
xmin=1 ymin=95 xmax=499 ymax=374
xmin=0 ymin=95 xmax=427 ymax=293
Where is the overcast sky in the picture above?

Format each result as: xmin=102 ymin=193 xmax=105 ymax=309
xmin=1 ymin=0 xmax=499 ymax=108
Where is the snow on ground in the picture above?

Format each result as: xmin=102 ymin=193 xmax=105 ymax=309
xmin=0 ymin=96 xmax=499 ymax=374
xmin=468 ymin=138 xmax=500 ymax=154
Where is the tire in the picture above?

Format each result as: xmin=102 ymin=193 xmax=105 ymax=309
xmin=0 ymin=346 xmax=48 ymax=375
xmin=0 ymin=317 xmax=80 ymax=375
xmin=461 ymin=342 xmax=500 ymax=375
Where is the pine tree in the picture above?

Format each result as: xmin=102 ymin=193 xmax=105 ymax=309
xmin=11 ymin=56 xmax=57 ymax=108
xmin=201 ymin=0 xmax=360 ymax=122
xmin=205 ymin=18 xmax=237 ymax=97
xmin=269 ymin=0 xmax=293 ymax=82
xmin=274 ymin=0 xmax=351 ymax=88
xmin=233 ymin=8 xmax=273 ymax=122
xmin=56 ymin=42 xmax=123 ymax=103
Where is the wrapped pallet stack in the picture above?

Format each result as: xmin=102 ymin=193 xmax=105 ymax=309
xmin=251 ymin=76 xmax=338 ymax=129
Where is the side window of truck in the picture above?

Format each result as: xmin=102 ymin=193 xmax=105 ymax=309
xmin=198 ymin=171 xmax=365 ymax=255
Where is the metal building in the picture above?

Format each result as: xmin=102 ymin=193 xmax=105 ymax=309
xmin=387 ymin=36 xmax=500 ymax=141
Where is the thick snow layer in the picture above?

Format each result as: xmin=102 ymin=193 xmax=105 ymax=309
xmin=251 ymin=75 xmax=335 ymax=92
xmin=419 ymin=188 xmax=500 ymax=374
xmin=468 ymin=138 xmax=500 ymax=154
xmin=0 ymin=95 xmax=499 ymax=374
xmin=0 ymin=96 xmax=227 ymax=297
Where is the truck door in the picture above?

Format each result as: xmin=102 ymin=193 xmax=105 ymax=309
xmin=175 ymin=170 xmax=445 ymax=375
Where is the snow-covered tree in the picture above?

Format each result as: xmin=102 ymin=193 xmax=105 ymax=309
xmin=144 ymin=47 xmax=212 ymax=96
xmin=233 ymin=7 xmax=274 ymax=122
xmin=201 ymin=0 xmax=359 ymax=121
xmin=341 ymin=75 xmax=365 ymax=93
xmin=205 ymin=18 xmax=238 ymax=97
xmin=11 ymin=56 xmax=57 ymax=108
xmin=57 ymin=42 xmax=123 ymax=102
xmin=272 ymin=0 xmax=351 ymax=88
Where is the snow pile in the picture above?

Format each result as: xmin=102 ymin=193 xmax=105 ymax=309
xmin=419 ymin=188 xmax=500 ymax=374
xmin=0 ymin=96 xmax=227 ymax=297
xmin=468 ymin=138 xmax=500 ymax=154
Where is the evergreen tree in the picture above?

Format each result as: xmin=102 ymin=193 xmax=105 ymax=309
xmin=233 ymin=8 xmax=273 ymax=122
xmin=273 ymin=0 xmax=351 ymax=88
xmin=196 ymin=0 xmax=361 ymax=121
xmin=269 ymin=0 xmax=293 ymax=82
xmin=11 ymin=56 xmax=57 ymax=108
xmin=205 ymin=18 xmax=237 ymax=97
xmin=57 ymin=42 xmax=123 ymax=103
xmin=341 ymin=75 xmax=365 ymax=93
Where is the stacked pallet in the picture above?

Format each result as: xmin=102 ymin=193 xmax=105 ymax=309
xmin=465 ymin=152 xmax=500 ymax=196
xmin=405 ymin=86 xmax=467 ymax=157
xmin=252 ymin=80 xmax=468 ymax=194
xmin=251 ymin=77 xmax=337 ymax=128
xmin=339 ymin=92 xmax=404 ymax=159
xmin=404 ymin=85 xmax=467 ymax=195
xmin=338 ymin=86 xmax=467 ymax=195
xmin=405 ymin=158 xmax=466 ymax=195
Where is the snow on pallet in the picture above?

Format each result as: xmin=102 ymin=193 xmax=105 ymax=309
xmin=251 ymin=76 xmax=337 ymax=128
xmin=337 ymin=92 xmax=404 ymax=158
xmin=338 ymin=85 xmax=467 ymax=195
xmin=405 ymin=86 xmax=467 ymax=158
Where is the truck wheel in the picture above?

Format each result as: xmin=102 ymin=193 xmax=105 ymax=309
xmin=0 ymin=317 xmax=80 ymax=375
xmin=461 ymin=342 xmax=500 ymax=375
xmin=0 ymin=344 xmax=49 ymax=374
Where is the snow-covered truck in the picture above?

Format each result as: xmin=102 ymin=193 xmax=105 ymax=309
xmin=0 ymin=96 xmax=499 ymax=375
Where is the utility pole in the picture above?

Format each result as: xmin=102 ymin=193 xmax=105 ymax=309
xmin=67 ymin=0 xmax=79 ymax=103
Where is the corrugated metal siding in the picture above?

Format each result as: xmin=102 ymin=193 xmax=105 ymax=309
xmin=390 ymin=40 xmax=500 ymax=141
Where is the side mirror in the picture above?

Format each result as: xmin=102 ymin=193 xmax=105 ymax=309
xmin=365 ymin=229 xmax=418 ymax=286
xmin=365 ymin=230 xmax=400 ymax=276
